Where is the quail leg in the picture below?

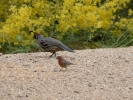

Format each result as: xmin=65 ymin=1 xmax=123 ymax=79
xmin=49 ymin=51 xmax=56 ymax=58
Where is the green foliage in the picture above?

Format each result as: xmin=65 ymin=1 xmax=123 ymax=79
xmin=0 ymin=0 xmax=133 ymax=54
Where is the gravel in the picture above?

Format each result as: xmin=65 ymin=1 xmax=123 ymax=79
xmin=0 ymin=47 xmax=133 ymax=100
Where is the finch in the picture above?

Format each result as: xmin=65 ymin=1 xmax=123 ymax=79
xmin=56 ymin=56 xmax=72 ymax=71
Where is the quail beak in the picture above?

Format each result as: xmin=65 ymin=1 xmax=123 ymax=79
xmin=29 ymin=31 xmax=34 ymax=34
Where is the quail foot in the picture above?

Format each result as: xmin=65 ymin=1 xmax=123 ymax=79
xmin=29 ymin=31 xmax=74 ymax=58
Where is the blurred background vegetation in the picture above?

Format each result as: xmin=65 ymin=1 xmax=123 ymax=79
xmin=0 ymin=0 xmax=133 ymax=54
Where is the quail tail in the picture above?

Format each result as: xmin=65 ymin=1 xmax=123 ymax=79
xmin=59 ymin=44 xmax=74 ymax=52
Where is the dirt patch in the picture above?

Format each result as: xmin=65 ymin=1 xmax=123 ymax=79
xmin=0 ymin=47 xmax=133 ymax=100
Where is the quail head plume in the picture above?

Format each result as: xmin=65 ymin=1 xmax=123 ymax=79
xmin=56 ymin=56 xmax=72 ymax=71
xmin=29 ymin=31 xmax=74 ymax=58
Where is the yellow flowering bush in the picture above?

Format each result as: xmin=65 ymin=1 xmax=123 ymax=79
xmin=57 ymin=0 xmax=131 ymax=34
xmin=0 ymin=0 xmax=133 ymax=53
xmin=1 ymin=1 xmax=52 ymax=47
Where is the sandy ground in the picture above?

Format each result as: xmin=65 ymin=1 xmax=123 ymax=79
xmin=0 ymin=47 xmax=133 ymax=100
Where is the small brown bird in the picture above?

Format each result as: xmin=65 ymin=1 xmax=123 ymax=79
xmin=29 ymin=31 xmax=74 ymax=58
xmin=56 ymin=56 xmax=72 ymax=71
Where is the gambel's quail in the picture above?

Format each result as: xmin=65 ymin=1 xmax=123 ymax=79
xmin=56 ymin=56 xmax=72 ymax=71
xmin=29 ymin=31 xmax=74 ymax=57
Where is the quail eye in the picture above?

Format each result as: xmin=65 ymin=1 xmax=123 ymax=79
xmin=34 ymin=34 xmax=38 ymax=39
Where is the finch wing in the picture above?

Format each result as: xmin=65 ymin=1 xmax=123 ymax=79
xmin=63 ymin=59 xmax=72 ymax=65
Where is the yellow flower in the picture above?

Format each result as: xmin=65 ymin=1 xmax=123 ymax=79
xmin=61 ymin=14 xmax=66 ymax=19
xmin=24 ymin=0 xmax=31 ymax=3
xmin=95 ymin=21 xmax=102 ymax=28
xmin=72 ymin=23 xmax=77 ymax=27
xmin=14 ymin=42 xmax=19 ymax=45
xmin=34 ymin=2 xmax=41 ymax=9
xmin=102 ymin=20 xmax=110 ymax=29
xmin=85 ymin=0 xmax=92 ymax=5
xmin=128 ymin=9 xmax=133 ymax=16
xmin=9 ymin=5 xmax=17 ymax=12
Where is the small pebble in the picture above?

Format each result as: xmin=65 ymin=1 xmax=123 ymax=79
xmin=19 ymin=58 xmax=24 ymax=61
xmin=5 ymin=56 xmax=9 ymax=58
xmin=34 ymin=70 xmax=37 ymax=72
xmin=23 ymin=64 xmax=30 ymax=66
xmin=86 ymin=59 xmax=91 ymax=63
xmin=103 ymin=66 xmax=108 ymax=68
xmin=113 ymin=61 xmax=118 ymax=64
xmin=74 ymin=91 xmax=80 ymax=93
xmin=125 ymin=58 xmax=130 ymax=62
xmin=88 ymin=82 xmax=92 ymax=87
xmin=33 ymin=60 xmax=38 ymax=63
xmin=0 ymin=53 xmax=2 ymax=56
xmin=118 ymin=56 xmax=121 ymax=59
xmin=129 ymin=87 xmax=132 ymax=90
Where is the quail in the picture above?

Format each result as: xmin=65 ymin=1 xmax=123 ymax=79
xmin=29 ymin=31 xmax=74 ymax=57
xmin=56 ymin=56 xmax=72 ymax=71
